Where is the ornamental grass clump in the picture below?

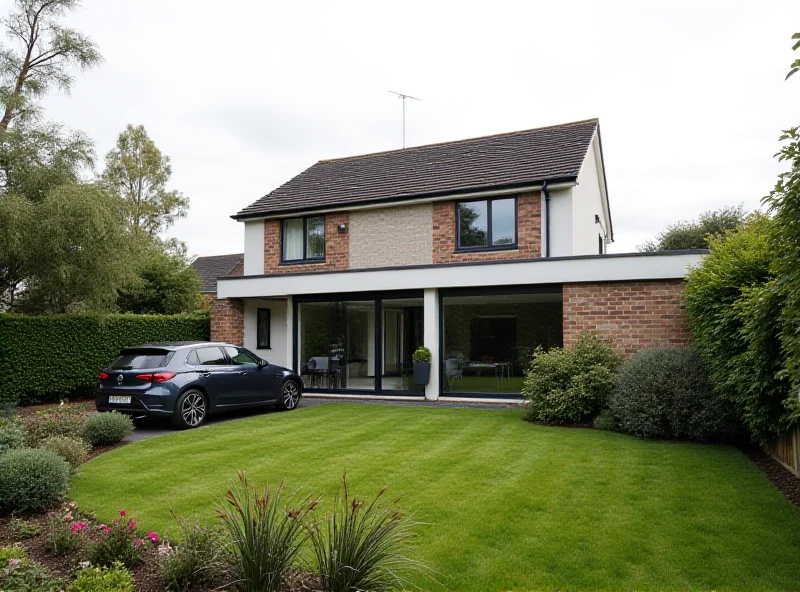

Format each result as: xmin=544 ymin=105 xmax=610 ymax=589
xmin=308 ymin=473 xmax=427 ymax=592
xmin=217 ymin=471 xmax=319 ymax=592
xmin=160 ymin=512 xmax=224 ymax=591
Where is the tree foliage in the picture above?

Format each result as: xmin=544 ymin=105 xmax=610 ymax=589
xmin=17 ymin=182 xmax=137 ymax=313
xmin=787 ymin=32 xmax=800 ymax=80
xmin=638 ymin=205 xmax=746 ymax=252
xmin=102 ymin=124 xmax=189 ymax=237
xmin=0 ymin=0 xmax=102 ymax=130
xmin=116 ymin=241 xmax=201 ymax=315
xmin=684 ymin=215 xmax=789 ymax=444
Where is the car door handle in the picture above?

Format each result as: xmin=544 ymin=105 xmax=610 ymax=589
xmin=238 ymin=371 xmax=247 ymax=376
xmin=201 ymin=372 xmax=211 ymax=378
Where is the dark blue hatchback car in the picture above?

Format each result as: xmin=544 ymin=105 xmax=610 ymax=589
xmin=96 ymin=341 xmax=302 ymax=428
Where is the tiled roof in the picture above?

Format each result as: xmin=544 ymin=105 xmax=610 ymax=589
xmin=191 ymin=253 xmax=243 ymax=294
xmin=234 ymin=118 xmax=599 ymax=219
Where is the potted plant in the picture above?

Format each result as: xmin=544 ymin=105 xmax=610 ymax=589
xmin=412 ymin=346 xmax=432 ymax=386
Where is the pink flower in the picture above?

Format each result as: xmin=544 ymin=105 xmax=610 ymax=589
xmin=99 ymin=524 xmax=111 ymax=535
xmin=71 ymin=521 xmax=88 ymax=533
xmin=146 ymin=531 xmax=159 ymax=544
xmin=64 ymin=513 xmax=74 ymax=522
xmin=127 ymin=519 xmax=137 ymax=529
xmin=7 ymin=558 xmax=20 ymax=568
xmin=132 ymin=538 xmax=144 ymax=549
xmin=119 ymin=510 xmax=126 ymax=518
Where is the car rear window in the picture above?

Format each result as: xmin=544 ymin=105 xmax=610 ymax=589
xmin=111 ymin=349 xmax=173 ymax=370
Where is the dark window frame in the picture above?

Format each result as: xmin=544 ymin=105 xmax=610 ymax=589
xmin=455 ymin=196 xmax=518 ymax=252
xmin=281 ymin=215 xmax=326 ymax=264
xmin=256 ymin=308 xmax=271 ymax=349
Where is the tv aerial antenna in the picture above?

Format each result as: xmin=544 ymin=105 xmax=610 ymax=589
xmin=388 ymin=90 xmax=421 ymax=149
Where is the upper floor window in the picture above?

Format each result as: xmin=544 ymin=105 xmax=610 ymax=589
xmin=282 ymin=216 xmax=325 ymax=263
xmin=456 ymin=197 xmax=517 ymax=250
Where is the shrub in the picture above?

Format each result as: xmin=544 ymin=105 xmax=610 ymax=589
xmin=0 ymin=313 xmax=210 ymax=405
xmin=160 ymin=515 xmax=224 ymax=591
xmin=89 ymin=509 xmax=159 ymax=568
xmin=81 ymin=412 xmax=133 ymax=446
xmin=308 ymin=473 xmax=425 ymax=592
xmin=40 ymin=436 xmax=90 ymax=470
xmin=217 ymin=471 xmax=318 ymax=592
xmin=0 ymin=419 xmax=25 ymax=454
xmin=22 ymin=404 xmax=90 ymax=447
xmin=0 ymin=545 xmax=27 ymax=562
xmin=46 ymin=509 xmax=89 ymax=556
xmin=0 ymin=557 xmax=63 ymax=592
xmin=9 ymin=518 xmax=40 ymax=540
xmin=685 ymin=214 xmax=789 ymax=444
xmin=593 ymin=409 xmax=616 ymax=432
xmin=0 ymin=448 xmax=70 ymax=512
xmin=522 ymin=334 xmax=621 ymax=424
xmin=610 ymin=347 xmax=742 ymax=442
xmin=411 ymin=347 xmax=432 ymax=364
xmin=67 ymin=562 xmax=134 ymax=592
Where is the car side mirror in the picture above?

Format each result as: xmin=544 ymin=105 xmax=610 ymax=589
xmin=257 ymin=359 xmax=268 ymax=369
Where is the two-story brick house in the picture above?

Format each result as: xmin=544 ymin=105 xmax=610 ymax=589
xmin=214 ymin=118 xmax=703 ymax=401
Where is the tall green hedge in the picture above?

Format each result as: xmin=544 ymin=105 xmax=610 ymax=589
xmin=0 ymin=313 xmax=210 ymax=404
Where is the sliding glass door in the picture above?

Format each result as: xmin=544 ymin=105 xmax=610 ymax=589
xmin=294 ymin=291 xmax=423 ymax=394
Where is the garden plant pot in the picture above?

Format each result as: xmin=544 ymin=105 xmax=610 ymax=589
xmin=414 ymin=362 xmax=431 ymax=385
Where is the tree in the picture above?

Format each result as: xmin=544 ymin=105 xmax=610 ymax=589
xmin=116 ymin=242 xmax=201 ymax=315
xmin=0 ymin=120 xmax=93 ymax=201
xmin=638 ymin=205 xmax=746 ymax=252
xmin=102 ymin=124 xmax=189 ymax=237
xmin=0 ymin=192 xmax=32 ymax=306
xmin=786 ymin=32 xmax=800 ymax=80
xmin=0 ymin=0 xmax=101 ymax=131
xmin=17 ymin=182 xmax=136 ymax=313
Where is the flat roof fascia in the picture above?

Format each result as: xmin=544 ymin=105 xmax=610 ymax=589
xmin=217 ymin=252 xmax=706 ymax=299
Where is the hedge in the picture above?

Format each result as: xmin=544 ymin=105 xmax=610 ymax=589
xmin=0 ymin=313 xmax=209 ymax=404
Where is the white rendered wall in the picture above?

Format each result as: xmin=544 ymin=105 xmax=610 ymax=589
xmin=243 ymin=221 xmax=265 ymax=275
xmin=243 ymin=298 xmax=287 ymax=367
xmin=544 ymin=188 xmax=574 ymax=257
xmin=423 ymin=288 xmax=440 ymax=401
xmin=571 ymin=135 xmax=606 ymax=255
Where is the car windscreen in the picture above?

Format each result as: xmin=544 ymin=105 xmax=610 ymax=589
xmin=111 ymin=349 xmax=173 ymax=370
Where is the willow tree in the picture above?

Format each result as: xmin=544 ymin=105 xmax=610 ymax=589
xmin=0 ymin=0 xmax=101 ymax=130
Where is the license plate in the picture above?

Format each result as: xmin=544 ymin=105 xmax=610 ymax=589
xmin=108 ymin=396 xmax=131 ymax=405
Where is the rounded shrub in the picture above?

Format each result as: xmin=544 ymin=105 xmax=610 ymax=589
xmin=0 ymin=418 xmax=26 ymax=454
xmin=522 ymin=333 xmax=620 ymax=424
xmin=80 ymin=412 xmax=133 ymax=446
xmin=609 ymin=346 xmax=743 ymax=442
xmin=40 ymin=436 xmax=90 ymax=470
xmin=0 ymin=448 xmax=70 ymax=512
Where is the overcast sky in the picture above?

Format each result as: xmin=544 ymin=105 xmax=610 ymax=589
xmin=27 ymin=0 xmax=800 ymax=255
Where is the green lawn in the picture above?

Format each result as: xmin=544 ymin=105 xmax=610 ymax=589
xmin=71 ymin=404 xmax=800 ymax=591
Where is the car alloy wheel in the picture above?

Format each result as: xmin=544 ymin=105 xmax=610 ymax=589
xmin=182 ymin=392 xmax=206 ymax=427
xmin=282 ymin=381 xmax=299 ymax=410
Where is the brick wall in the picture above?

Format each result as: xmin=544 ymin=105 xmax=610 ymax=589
xmin=563 ymin=280 xmax=691 ymax=357
xmin=432 ymin=191 xmax=541 ymax=263
xmin=210 ymin=298 xmax=244 ymax=345
xmin=349 ymin=203 xmax=432 ymax=269
xmin=263 ymin=213 xmax=349 ymax=274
